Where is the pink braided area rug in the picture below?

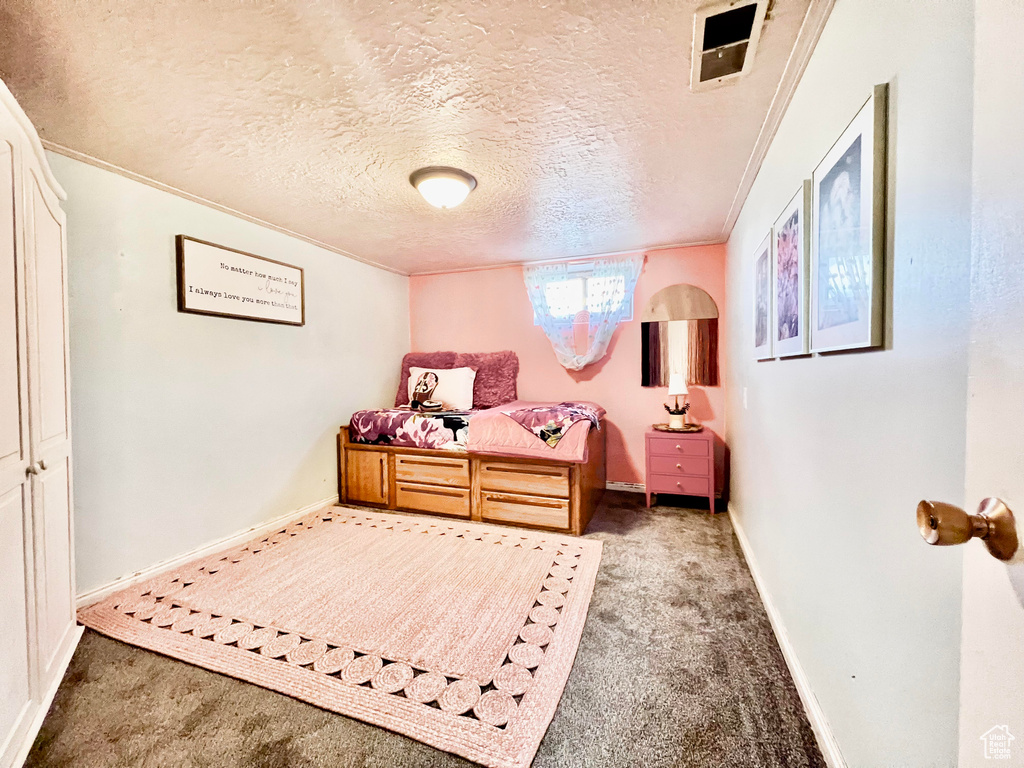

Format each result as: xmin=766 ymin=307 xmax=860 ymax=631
xmin=78 ymin=505 xmax=603 ymax=768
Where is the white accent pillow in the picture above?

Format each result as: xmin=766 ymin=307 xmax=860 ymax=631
xmin=408 ymin=366 xmax=477 ymax=411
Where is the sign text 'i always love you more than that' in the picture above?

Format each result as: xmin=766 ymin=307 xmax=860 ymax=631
xmin=175 ymin=235 xmax=305 ymax=326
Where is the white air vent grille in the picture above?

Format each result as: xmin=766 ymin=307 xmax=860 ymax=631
xmin=691 ymin=0 xmax=768 ymax=91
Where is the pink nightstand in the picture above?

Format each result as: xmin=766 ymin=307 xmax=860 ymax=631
xmin=645 ymin=429 xmax=715 ymax=513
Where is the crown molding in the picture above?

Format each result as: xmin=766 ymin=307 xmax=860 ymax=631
xmin=409 ymin=237 xmax=728 ymax=277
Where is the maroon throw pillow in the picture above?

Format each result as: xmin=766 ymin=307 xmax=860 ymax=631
xmin=395 ymin=352 xmax=458 ymax=407
xmin=454 ymin=351 xmax=519 ymax=409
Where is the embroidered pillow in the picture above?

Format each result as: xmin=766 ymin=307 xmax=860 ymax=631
xmin=394 ymin=352 xmax=458 ymax=407
xmin=408 ymin=367 xmax=477 ymax=411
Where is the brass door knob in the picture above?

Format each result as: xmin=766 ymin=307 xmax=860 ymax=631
xmin=917 ymin=498 xmax=1019 ymax=561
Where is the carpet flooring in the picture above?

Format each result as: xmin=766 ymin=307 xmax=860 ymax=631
xmin=26 ymin=492 xmax=825 ymax=768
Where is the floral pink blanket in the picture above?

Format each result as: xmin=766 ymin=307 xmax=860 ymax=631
xmin=348 ymin=409 xmax=471 ymax=451
xmin=500 ymin=402 xmax=602 ymax=448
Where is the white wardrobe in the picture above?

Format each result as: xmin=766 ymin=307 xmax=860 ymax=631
xmin=0 ymin=80 xmax=80 ymax=767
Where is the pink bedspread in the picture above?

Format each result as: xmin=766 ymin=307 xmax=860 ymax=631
xmin=467 ymin=400 xmax=605 ymax=463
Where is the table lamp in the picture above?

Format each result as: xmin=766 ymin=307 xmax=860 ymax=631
xmin=665 ymin=373 xmax=690 ymax=429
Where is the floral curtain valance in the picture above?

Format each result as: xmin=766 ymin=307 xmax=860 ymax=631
xmin=523 ymin=253 xmax=645 ymax=371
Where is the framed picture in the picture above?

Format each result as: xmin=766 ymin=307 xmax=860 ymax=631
xmin=810 ymin=83 xmax=887 ymax=352
xmin=176 ymin=236 xmax=305 ymax=326
xmin=773 ymin=181 xmax=811 ymax=357
xmin=753 ymin=231 xmax=773 ymax=360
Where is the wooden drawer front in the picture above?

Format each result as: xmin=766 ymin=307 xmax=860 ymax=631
xmin=395 ymin=455 xmax=470 ymax=487
xmin=647 ymin=436 xmax=710 ymax=458
xmin=649 ymin=455 xmax=710 ymax=477
xmin=479 ymin=461 xmax=570 ymax=498
xmin=396 ymin=483 xmax=471 ymax=518
xmin=480 ymin=492 xmax=570 ymax=530
xmin=647 ymin=474 xmax=710 ymax=496
xmin=346 ymin=450 xmax=388 ymax=505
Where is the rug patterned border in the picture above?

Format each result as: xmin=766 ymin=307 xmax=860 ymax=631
xmin=78 ymin=505 xmax=603 ymax=768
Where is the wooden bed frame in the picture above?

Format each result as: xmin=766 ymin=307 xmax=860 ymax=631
xmin=337 ymin=423 xmax=606 ymax=535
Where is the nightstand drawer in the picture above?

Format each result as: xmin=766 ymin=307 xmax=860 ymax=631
xmin=647 ymin=474 xmax=711 ymax=496
xmin=649 ymin=455 xmax=710 ymax=477
xmin=647 ymin=435 xmax=710 ymax=457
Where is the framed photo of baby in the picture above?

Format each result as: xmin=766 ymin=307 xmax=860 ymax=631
xmin=810 ymin=83 xmax=887 ymax=352
xmin=773 ymin=181 xmax=811 ymax=357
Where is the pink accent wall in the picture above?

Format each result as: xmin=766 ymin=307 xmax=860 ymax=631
xmin=409 ymin=245 xmax=727 ymax=491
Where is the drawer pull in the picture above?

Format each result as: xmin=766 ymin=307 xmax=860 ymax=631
xmin=399 ymin=459 xmax=463 ymax=469
xmin=484 ymin=494 xmax=565 ymax=509
xmin=676 ymin=463 xmax=681 ymax=469
xmin=400 ymin=485 xmax=463 ymax=499
xmin=486 ymin=466 xmax=564 ymax=478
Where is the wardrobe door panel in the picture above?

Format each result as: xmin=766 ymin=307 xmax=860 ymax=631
xmin=0 ymin=486 xmax=33 ymax=768
xmin=33 ymin=458 xmax=73 ymax=676
xmin=25 ymin=170 xmax=75 ymax=682
xmin=0 ymin=142 xmax=25 ymax=472
xmin=0 ymin=140 xmax=31 ymax=493
xmin=28 ymin=174 xmax=70 ymax=450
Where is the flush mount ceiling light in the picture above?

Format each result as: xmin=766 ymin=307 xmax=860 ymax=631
xmin=409 ymin=166 xmax=477 ymax=209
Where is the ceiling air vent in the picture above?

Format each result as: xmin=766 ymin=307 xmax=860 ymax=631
xmin=691 ymin=0 xmax=768 ymax=91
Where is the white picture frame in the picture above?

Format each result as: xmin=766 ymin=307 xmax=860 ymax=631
xmin=810 ymin=83 xmax=887 ymax=353
xmin=773 ymin=181 xmax=811 ymax=357
xmin=753 ymin=231 xmax=773 ymax=361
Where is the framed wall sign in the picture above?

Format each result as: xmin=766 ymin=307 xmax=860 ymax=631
xmin=810 ymin=83 xmax=887 ymax=352
xmin=773 ymin=180 xmax=811 ymax=357
xmin=176 ymin=236 xmax=305 ymax=326
xmin=753 ymin=231 xmax=773 ymax=361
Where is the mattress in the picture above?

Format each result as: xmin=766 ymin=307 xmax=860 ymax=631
xmin=348 ymin=409 xmax=471 ymax=451
xmin=349 ymin=401 xmax=605 ymax=463
xmin=469 ymin=400 xmax=604 ymax=463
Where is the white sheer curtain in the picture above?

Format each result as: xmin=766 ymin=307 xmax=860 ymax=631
xmin=523 ymin=253 xmax=644 ymax=371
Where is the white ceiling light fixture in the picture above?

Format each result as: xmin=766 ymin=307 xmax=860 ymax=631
xmin=410 ymin=166 xmax=477 ymax=209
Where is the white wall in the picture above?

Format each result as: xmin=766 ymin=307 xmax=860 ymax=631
xmin=50 ymin=153 xmax=410 ymax=594
xmin=725 ymin=2 xmax=973 ymax=766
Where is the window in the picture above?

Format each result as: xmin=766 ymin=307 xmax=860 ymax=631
xmin=534 ymin=268 xmax=632 ymax=325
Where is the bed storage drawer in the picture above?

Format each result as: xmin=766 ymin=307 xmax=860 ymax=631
xmin=480 ymin=492 xmax=570 ymax=530
xmin=479 ymin=461 xmax=570 ymax=498
xmin=396 ymin=482 xmax=471 ymax=518
xmin=395 ymin=454 xmax=470 ymax=487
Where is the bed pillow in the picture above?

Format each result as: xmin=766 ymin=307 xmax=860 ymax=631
xmin=454 ymin=351 xmax=519 ymax=408
xmin=395 ymin=352 xmax=458 ymax=407
xmin=408 ymin=366 xmax=477 ymax=411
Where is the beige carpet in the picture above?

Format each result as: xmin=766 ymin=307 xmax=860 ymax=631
xmin=77 ymin=505 xmax=603 ymax=768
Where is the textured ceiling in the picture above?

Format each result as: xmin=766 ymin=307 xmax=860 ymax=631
xmin=0 ymin=0 xmax=812 ymax=274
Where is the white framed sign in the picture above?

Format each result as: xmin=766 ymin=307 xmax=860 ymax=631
xmin=176 ymin=236 xmax=305 ymax=326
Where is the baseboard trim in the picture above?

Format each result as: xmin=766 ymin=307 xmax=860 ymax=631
xmin=606 ymin=481 xmax=645 ymax=493
xmin=9 ymin=624 xmax=83 ymax=768
xmin=75 ymin=495 xmax=339 ymax=609
xmin=728 ymin=503 xmax=847 ymax=768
